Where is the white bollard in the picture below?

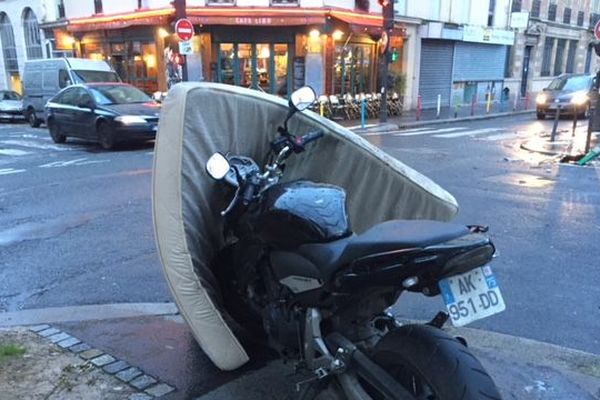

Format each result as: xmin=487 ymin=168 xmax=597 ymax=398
xmin=436 ymin=94 xmax=441 ymax=118
xmin=514 ymin=91 xmax=519 ymax=111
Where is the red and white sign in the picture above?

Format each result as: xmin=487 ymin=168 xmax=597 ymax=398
xmin=594 ymin=20 xmax=600 ymax=40
xmin=175 ymin=19 xmax=194 ymax=41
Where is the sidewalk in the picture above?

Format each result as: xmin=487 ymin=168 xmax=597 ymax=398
xmin=337 ymin=102 xmax=534 ymax=133
xmin=1 ymin=303 xmax=600 ymax=399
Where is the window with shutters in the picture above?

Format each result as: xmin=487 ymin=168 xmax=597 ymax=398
xmin=94 ymin=0 xmax=103 ymax=14
xmin=541 ymin=37 xmax=554 ymax=76
xmin=531 ymin=0 xmax=541 ymax=18
xmin=23 ymin=8 xmax=43 ymax=59
xmin=554 ymin=39 xmax=566 ymax=75
xmin=565 ymin=41 xmax=577 ymax=73
xmin=563 ymin=8 xmax=571 ymax=24
xmin=488 ymin=0 xmax=496 ymax=26
xmin=548 ymin=3 xmax=557 ymax=21
xmin=58 ymin=1 xmax=65 ymax=18
xmin=577 ymin=11 xmax=584 ymax=26
xmin=511 ymin=0 xmax=521 ymax=12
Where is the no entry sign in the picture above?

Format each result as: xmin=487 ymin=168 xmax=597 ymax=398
xmin=595 ymin=19 xmax=600 ymax=40
xmin=175 ymin=19 xmax=194 ymax=41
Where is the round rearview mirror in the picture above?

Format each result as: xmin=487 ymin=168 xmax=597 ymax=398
xmin=290 ymin=86 xmax=317 ymax=111
xmin=206 ymin=153 xmax=230 ymax=180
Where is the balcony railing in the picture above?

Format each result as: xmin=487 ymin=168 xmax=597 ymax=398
xmin=206 ymin=0 xmax=235 ymax=5
xmin=271 ymin=0 xmax=299 ymax=5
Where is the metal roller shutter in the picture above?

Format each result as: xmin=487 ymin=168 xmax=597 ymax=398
xmin=453 ymin=42 xmax=507 ymax=81
xmin=419 ymin=40 xmax=454 ymax=108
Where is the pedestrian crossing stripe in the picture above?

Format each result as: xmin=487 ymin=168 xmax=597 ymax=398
xmin=394 ymin=127 xmax=467 ymax=136
xmin=433 ymin=127 xmax=500 ymax=138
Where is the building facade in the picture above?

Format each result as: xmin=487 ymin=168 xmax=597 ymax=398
xmin=0 ymin=0 xmax=48 ymax=92
xmin=35 ymin=0 xmax=406 ymax=98
xmin=396 ymin=0 xmax=517 ymax=109
xmin=505 ymin=0 xmax=600 ymax=100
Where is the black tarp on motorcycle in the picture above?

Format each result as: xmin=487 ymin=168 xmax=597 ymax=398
xmin=152 ymin=83 xmax=458 ymax=371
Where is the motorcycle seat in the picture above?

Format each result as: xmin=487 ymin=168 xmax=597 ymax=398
xmin=298 ymin=220 xmax=470 ymax=282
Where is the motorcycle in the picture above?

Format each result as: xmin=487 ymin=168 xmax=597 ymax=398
xmin=204 ymin=86 xmax=505 ymax=400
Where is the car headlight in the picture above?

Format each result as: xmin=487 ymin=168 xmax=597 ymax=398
xmin=536 ymin=93 xmax=547 ymax=105
xmin=115 ymin=115 xmax=147 ymax=124
xmin=571 ymin=91 xmax=588 ymax=106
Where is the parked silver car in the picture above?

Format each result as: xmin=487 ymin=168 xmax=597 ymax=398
xmin=0 ymin=91 xmax=24 ymax=122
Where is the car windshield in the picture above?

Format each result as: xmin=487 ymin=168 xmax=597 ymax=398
xmin=72 ymin=70 xmax=120 ymax=83
xmin=89 ymin=85 xmax=151 ymax=105
xmin=1 ymin=91 xmax=21 ymax=101
xmin=547 ymin=76 xmax=591 ymax=91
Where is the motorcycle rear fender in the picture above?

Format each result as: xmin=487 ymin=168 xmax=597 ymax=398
xmin=336 ymin=233 xmax=495 ymax=296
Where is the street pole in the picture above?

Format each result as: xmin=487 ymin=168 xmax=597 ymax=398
xmin=378 ymin=0 xmax=394 ymax=123
xmin=174 ymin=0 xmax=188 ymax=82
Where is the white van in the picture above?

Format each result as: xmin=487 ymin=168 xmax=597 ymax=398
xmin=22 ymin=58 xmax=120 ymax=127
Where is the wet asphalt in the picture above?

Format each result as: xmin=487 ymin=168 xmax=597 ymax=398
xmin=0 ymin=114 xmax=599 ymax=398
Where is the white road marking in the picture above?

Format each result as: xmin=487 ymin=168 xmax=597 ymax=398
xmin=0 ymin=168 xmax=25 ymax=175
xmin=477 ymin=133 xmax=517 ymax=141
xmin=75 ymin=160 xmax=110 ymax=166
xmin=434 ymin=128 xmax=501 ymax=138
xmin=0 ymin=149 xmax=31 ymax=156
xmin=0 ymin=140 xmax=71 ymax=151
xmin=39 ymin=158 xmax=89 ymax=168
xmin=394 ymin=127 xmax=467 ymax=136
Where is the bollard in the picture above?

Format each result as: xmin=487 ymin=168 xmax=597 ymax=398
xmin=471 ymin=94 xmax=476 ymax=116
xmin=486 ymin=91 xmax=492 ymax=114
xmin=550 ymin=105 xmax=560 ymax=142
xmin=436 ymin=94 xmax=441 ymax=119
xmin=572 ymin=107 xmax=579 ymax=137
xmin=513 ymin=92 xmax=519 ymax=111
xmin=361 ymin=97 xmax=366 ymax=129
xmin=416 ymin=95 xmax=422 ymax=121
xmin=320 ymin=102 xmax=324 ymax=117
xmin=525 ymin=92 xmax=530 ymax=110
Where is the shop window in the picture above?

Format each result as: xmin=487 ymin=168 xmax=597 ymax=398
xmin=531 ymin=0 xmax=541 ymax=18
xmin=563 ymin=8 xmax=571 ymax=24
xmin=218 ymin=43 xmax=235 ymax=85
xmin=274 ymin=44 xmax=289 ymax=96
xmin=256 ymin=44 xmax=271 ymax=92
xmin=577 ymin=11 xmax=584 ymax=26
xmin=541 ymin=37 xmax=554 ymax=77
xmin=333 ymin=44 xmax=374 ymax=95
xmin=0 ymin=13 xmax=18 ymax=74
xmin=237 ymin=43 xmax=253 ymax=88
xmin=565 ymin=40 xmax=577 ymax=73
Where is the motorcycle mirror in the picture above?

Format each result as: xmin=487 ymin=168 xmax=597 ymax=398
xmin=206 ymin=153 xmax=230 ymax=180
xmin=289 ymin=86 xmax=317 ymax=111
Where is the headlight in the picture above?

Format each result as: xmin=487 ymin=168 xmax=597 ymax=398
xmin=536 ymin=93 xmax=547 ymax=105
xmin=115 ymin=115 xmax=147 ymax=124
xmin=571 ymin=91 xmax=588 ymax=106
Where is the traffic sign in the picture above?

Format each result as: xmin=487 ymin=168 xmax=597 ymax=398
xmin=175 ymin=19 xmax=194 ymax=41
xmin=595 ymin=19 xmax=600 ymax=40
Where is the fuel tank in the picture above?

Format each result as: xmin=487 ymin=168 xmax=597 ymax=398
xmin=257 ymin=180 xmax=351 ymax=248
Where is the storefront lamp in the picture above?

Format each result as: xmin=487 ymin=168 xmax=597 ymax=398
xmin=309 ymin=29 xmax=320 ymax=39
xmin=63 ymin=35 xmax=75 ymax=47
xmin=332 ymin=30 xmax=344 ymax=41
xmin=158 ymin=28 xmax=170 ymax=39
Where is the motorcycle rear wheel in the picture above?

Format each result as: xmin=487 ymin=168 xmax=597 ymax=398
xmin=368 ymin=324 xmax=501 ymax=400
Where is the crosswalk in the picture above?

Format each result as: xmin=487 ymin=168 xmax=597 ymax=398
xmin=377 ymin=125 xmax=522 ymax=141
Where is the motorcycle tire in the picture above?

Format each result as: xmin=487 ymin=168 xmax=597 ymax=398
xmin=369 ymin=324 xmax=501 ymax=400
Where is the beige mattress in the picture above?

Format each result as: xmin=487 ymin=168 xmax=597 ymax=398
xmin=152 ymin=83 xmax=458 ymax=371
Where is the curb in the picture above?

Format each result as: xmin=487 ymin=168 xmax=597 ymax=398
xmin=396 ymin=109 xmax=535 ymax=129
xmin=26 ymin=324 xmax=176 ymax=399
xmin=520 ymin=141 xmax=569 ymax=156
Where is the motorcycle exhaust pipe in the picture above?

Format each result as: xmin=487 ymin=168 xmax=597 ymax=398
xmin=326 ymin=332 xmax=416 ymax=400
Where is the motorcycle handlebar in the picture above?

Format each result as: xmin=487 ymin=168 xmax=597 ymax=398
xmin=300 ymin=130 xmax=324 ymax=146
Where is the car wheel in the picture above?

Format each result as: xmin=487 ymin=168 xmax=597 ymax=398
xmin=48 ymin=119 xmax=66 ymax=144
xmin=98 ymin=122 xmax=116 ymax=150
xmin=27 ymin=109 xmax=41 ymax=128
xmin=536 ymin=111 xmax=546 ymax=120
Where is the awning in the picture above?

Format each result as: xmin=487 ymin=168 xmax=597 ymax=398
xmin=67 ymin=8 xmax=172 ymax=32
xmin=186 ymin=8 xmax=327 ymax=26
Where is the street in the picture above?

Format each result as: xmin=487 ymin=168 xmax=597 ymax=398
xmin=1 ymin=113 xmax=599 ymax=398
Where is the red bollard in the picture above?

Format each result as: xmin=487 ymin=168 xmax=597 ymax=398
xmin=416 ymin=95 xmax=422 ymax=120
xmin=525 ymin=92 xmax=530 ymax=110
xmin=471 ymin=94 xmax=476 ymax=116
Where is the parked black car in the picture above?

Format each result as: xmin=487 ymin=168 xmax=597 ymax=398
xmin=45 ymin=83 xmax=160 ymax=150
xmin=535 ymin=74 xmax=595 ymax=120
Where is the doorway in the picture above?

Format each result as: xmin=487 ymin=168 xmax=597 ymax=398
xmin=520 ymin=46 xmax=532 ymax=97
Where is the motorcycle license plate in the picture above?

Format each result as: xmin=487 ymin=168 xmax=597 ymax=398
xmin=438 ymin=266 xmax=505 ymax=327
